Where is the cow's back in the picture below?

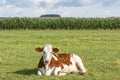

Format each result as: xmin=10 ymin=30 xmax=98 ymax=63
xmin=57 ymin=54 xmax=72 ymax=66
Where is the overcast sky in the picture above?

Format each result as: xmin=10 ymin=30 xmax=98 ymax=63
xmin=0 ymin=0 xmax=120 ymax=17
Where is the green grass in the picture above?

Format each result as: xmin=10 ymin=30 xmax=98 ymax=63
xmin=0 ymin=30 xmax=120 ymax=80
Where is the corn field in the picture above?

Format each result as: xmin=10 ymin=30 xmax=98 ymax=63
xmin=0 ymin=17 xmax=120 ymax=29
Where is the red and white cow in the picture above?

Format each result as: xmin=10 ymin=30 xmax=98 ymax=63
xmin=35 ymin=44 xmax=87 ymax=76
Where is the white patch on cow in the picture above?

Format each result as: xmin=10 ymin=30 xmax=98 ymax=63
xmin=45 ymin=68 xmax=54 ymax=76
xmin=52 ymin=54 xmax=58 ymax=61
xmin=43 ymin=44 xmax=53 ymax=64
xmin=38 ymin=67 xmax=55 ymax=76
xmin=53 ymin=67 xmax=61 ymax=76
xmin=60 ymin=57 xmax=79 ymax=73
xmin=37 ymin=70 xmax=42 ymax=75
xmin=72 ymin=54 xmax=87 ymax=74
xmin=53 ymin=67 xmax=67 ymax=76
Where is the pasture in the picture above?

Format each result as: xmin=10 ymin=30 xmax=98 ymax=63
xmin=0 ymin=30 xmax=120 ymax=80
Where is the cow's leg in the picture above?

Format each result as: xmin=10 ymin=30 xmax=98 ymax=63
xmin=53 ymin=67 xmax=67 ymax=76
xmin=37 ymin=70 xmax=42 ymax=75
xmin=45 ymin=69 xmax=53 ymax=76
xmin=37 ymin=68 xmax=45 ymax=75
xmin=38 ymin=68 xmax=54 ymax=76
xmin=58 ymin=71 xmax=67 ymax=76
xmin=73 ymin=54 xmax=87 ymax=75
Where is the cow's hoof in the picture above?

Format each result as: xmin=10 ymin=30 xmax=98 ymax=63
xmin=37 ymin=71 xmax=42 ymax=75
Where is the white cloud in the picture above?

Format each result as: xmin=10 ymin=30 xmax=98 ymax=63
xmin=0 ymin=0 xmax=6 ymax=6
xmin=32 ymin=0 xmax=44 ymax=7
xmin=1 ymin=0 xmax=6 ymax=4
xmin=0 ymin=7 xmax=4 ymax=13
xmin=80 ymin=0 xmax=96 ymax=5
xmin=44 ymin=0 xmax=57 ymax=4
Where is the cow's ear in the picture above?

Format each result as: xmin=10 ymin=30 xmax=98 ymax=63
xmin=53 ymin=48 xmax=59 ymax=53
xmin=35 ymin=47 xmax=43 ymax=52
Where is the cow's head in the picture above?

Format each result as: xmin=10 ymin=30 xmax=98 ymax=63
xmin=35 ymin=44 xmax=59 ymax=64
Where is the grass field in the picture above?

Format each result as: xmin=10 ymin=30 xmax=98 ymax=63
xmin=0 ymin=30 xmax=120 ymax=80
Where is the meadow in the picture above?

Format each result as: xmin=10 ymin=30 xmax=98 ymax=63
xmin=0 ymin=30 xmax=120 ymax=80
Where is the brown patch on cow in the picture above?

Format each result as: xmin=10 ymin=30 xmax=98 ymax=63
xmin=49 ymin=58 xmax=64 ymax=69
xmin=49 ymin=53 xmax=72 ymax=69
xmin=58 ymin=54 xmax=72 ymax=66
xmin=38 ymin=56 xmax=45 ymax=68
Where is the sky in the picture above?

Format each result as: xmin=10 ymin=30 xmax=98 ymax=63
xmin=0 ymin=0 xmax=120 ymax=17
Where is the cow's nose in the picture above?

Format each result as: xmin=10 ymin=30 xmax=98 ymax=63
xmin=45 ymin=60 xmax=49 ymax=63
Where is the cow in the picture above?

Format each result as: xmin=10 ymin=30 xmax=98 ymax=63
xmin=35 ymin=44 xmax=87 ymax=76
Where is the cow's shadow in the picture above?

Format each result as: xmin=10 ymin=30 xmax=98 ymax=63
xmin=13 ymin=68 xmax=37 ymax=76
